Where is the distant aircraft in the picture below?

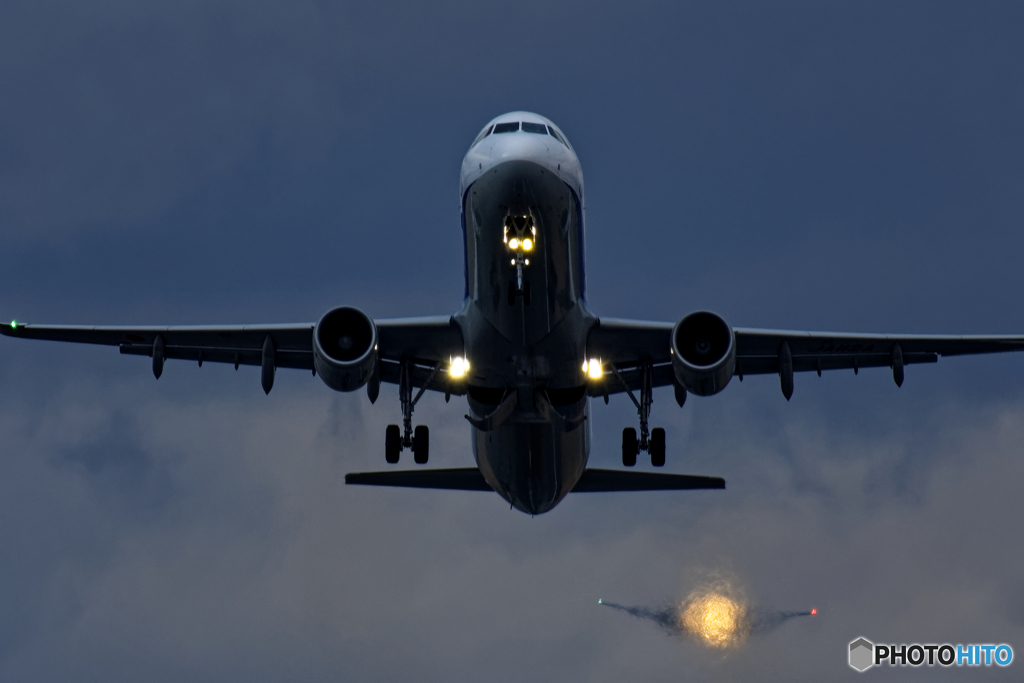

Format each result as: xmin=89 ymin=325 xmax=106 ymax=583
xmin=6 ymin=111 xmax=1024 ymax=514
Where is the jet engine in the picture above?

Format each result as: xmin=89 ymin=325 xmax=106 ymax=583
xmin=671 ymin=311 xmax=735 ymax=396
xmin=313 ymin=306 xmax=378 ymax=392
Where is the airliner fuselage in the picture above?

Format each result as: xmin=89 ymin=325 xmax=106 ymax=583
xmin=457 ymin=112 xmax=594 ymax=514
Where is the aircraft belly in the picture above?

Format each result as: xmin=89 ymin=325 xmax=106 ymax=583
xmin=473 ymin=414 xmax=589 ymax=515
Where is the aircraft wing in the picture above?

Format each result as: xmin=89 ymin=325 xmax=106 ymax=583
xmin=0 ymin=316 xmax=465 ymax=394
xmin=730 ymin=328 xmax=1024 ymax=377
xmin=0 ymin=321 xmax=317 ymax=369
xmin=586 ymin=319 xmax=675 ymax=395
xmin=375 ymin=316 xmax=466 ymax=395
xmin=587 ymin=317 xmax=1024 ymax=395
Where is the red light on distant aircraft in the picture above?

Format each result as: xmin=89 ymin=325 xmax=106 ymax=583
xmin=810 ymin=608 xmax=817 ymax=615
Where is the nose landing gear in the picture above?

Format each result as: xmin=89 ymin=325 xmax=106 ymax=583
xmin=508 ymin=279 xmax=531 ymax=306
xmin=613 ymin=363 xmax=667 ymax=467
xmin=385 ymin=358 xmax=437 ymax=464
xmin=504 ymin=213 xmax=535 ymax=307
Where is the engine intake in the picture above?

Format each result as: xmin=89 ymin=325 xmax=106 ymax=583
xmin=313 ymin=306 xmax=378 ymax=392
xmin=671 ymin=311 xmax=735 ymax=396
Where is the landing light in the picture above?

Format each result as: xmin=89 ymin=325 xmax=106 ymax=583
xmin=450 ymin=355 xmax=470 ymax=378
xmin=522 ymin=238 xmax=533 ymax=251
xmin=583 ymin=358 xmax=603 ymax=380
xmin=508 ymin=237 xmax=520 ymax=249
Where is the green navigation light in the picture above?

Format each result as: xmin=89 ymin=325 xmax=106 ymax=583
xmin=9 ymin=321 xmax=16 ymax=329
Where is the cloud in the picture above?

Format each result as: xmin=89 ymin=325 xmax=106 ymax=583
xmin=0 ymin=362 xmax=1021 ymax=681
xmin=1 ymin=2 xmax=1024 ymax=680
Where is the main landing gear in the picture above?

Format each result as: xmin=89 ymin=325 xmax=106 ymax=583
xmin=616 ymin=363 xmax=666 ymax=467
xmin=385 ymin=358 xmax=437 ymax=465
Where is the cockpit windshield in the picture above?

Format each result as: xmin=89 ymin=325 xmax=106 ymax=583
xmin=546 ymin=126 xmax=567 ymax=147
xmin=472 ymin=120 xmax=572 ymax=150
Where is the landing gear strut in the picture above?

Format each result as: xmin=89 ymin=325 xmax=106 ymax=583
xmin=385 ymin=358 xmax=438 ymax=465
xmin=508 ymin=278 xmax=531 ymax=306
xmin=505 ymin=212 xmax=534 ymax=306
xmin=613 ymin=362 xmax=667 ymax=467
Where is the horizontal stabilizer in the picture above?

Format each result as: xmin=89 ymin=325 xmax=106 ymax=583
xmin=345 ymin=468 xmax=493 ymax=491
xmin=571 ymin=469 xmax=725 ymax=492
xmin=344 ymin=467 xmax=724 ymax=493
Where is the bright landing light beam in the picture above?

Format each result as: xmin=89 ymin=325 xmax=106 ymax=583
xmin=449 ymin=355 xmax=470 ymax=378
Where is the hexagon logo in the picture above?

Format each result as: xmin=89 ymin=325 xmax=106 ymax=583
xmin=849 ymin=637 xmax=874 ymax=672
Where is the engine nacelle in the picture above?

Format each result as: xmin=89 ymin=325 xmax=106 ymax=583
xmin=313 ymin=306 xmax=378 ymax=392
xmin=671 ymin=311 xmax=736 ymax=397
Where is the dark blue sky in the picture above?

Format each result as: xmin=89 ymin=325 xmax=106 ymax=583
xmin=1 ymin=2 xmax=1023 ymax=680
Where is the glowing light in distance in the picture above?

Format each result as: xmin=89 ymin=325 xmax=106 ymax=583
xmin=508 ymin=237 xmax=520 ymax=249
xmin=9 ymin=321 xmax=16 ymax=329
xmin=679 ymin=591 xmax=746 ymax=649
xmin=449 ymin=355 xmax=470 ymax=378
xmin=810 ymin=608 xmax=817 ymax=615
xmin=522 ymin=238 xmax=533 ymax=251
xmin=582 ymin=358 xmax=602 ymax=380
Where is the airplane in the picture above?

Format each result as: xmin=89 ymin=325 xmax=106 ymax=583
xmin=5 ymin=110 xmax=1024 ymax=515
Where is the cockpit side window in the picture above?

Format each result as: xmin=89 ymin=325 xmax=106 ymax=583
xmin=492 ymin=121 xmax=520 ymax=134
xmin=522 ymin=122 xmax=547 ymax=135
xmin=471 ymin=125 xmax=493 ymax=146
xmin=547 ymin=125 xmax=567 ymax=146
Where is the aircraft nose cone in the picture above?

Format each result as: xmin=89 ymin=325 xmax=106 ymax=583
xmin=489 ymin=132 xmax=552 ymax=163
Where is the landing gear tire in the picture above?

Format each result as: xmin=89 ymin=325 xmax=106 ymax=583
xmin=385 ymin=424 xmax=401 ymax=463
xmin=523 ymin=280 xmax=531 ymax=306
xmin=508 ymin=280 xmax=517 ymax=306
xmin=650 ymin=427 xmax=666 ymax=467
xmin=622 ymin=427 xmax=638 ymax=467
xmin=413 ymin=425 xmax=430 ymax=464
